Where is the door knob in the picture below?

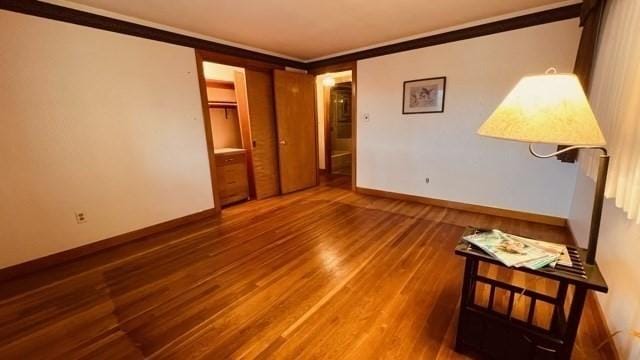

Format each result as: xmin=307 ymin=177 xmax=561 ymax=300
xmin=279 ymin=140 xmax=287 ymax=145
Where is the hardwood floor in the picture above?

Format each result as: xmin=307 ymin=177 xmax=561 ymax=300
xmin=0 ymin=176 xmax=615 ymax=359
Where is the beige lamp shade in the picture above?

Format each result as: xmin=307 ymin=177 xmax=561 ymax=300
xmin=478 ymin=73 xmax=606 ymax=146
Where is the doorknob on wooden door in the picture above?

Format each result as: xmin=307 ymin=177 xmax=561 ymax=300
xmin=279 ymin=140 xmax=287 ymax=145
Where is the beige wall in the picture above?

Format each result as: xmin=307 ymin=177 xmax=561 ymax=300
xmin=569 ymin=173 xmax=640 ymax=359
xmin=356 ymin=19 xmax=581 ymax=217
xmin=0 ymin=11 xmax=214 ymax=269
xmin=210 ymin=108 xmax=243 ymax=149
xmin=206 ymin=85 xmax=243 ymax=149
xmin=567 ymin=1 xmax=640 ymax=357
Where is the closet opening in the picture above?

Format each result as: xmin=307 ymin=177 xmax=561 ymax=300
xmin=196 ymin=50 xmax=322 ymax=211
xmin=202 ymin=61 xmax=255 ymax=209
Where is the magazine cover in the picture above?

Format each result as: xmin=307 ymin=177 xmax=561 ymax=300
xmin=463 ymin=230 xmax=558 ymax=269
xmin=505 ymin=233 xmax=572 ymax=267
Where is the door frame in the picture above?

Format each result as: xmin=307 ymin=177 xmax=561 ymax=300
xmin=323 ymin=85 xmax=332 ymax=175
xmin=194 ymin=51 xmax=221 ymax=214
xmin=310 ymin=62 xmax=358 ymax=190
xmin=194 ymin=49 xmax=285 ymax=212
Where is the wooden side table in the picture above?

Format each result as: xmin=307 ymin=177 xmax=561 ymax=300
xmin=454 ymin=228 xmax=608 ymax=360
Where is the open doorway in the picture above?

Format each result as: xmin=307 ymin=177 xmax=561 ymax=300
xmin=316 ymin=70 xmax=354 ymax=181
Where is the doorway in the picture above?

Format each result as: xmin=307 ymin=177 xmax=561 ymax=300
xmin=195 ymin=51 xmax=320 ymax=212
xmin=316 ymin=70 xmax=354 ymax=181
xmin=328 ymin=82 xmax=352 ymax=176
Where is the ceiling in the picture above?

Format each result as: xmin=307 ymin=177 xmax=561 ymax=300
xmin=62 ymin=0 xmax=573 ymax=61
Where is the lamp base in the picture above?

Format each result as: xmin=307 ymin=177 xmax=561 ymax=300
xmin=586 ymin=152 xmax=609 ymax=265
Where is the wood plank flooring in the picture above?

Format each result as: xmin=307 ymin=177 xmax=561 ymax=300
xmin=0 ymin=176 xmax=615 ymax=359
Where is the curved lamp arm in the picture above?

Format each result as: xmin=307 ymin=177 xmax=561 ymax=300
xmin=528 ymin=144 xmax=608 ymax=158
xmin=528 ymin=143 xmax=609 ymax=266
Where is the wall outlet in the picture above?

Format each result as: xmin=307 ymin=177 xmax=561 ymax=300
xmin=425 ymin=177 xmax=430 ymax=184
xmin=75 ymin=212 xmax=87 ymax=224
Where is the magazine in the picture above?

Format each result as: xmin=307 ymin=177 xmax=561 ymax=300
xmin=505 ymin=233 xmax=572 ymax=267
xmin=463 ymin=229 xmax=563 ymax=270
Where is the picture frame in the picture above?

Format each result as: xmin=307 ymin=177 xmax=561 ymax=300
xmin=402 ymin=76 xmax=446 ymax=114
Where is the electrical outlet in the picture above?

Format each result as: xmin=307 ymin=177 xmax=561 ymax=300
xmin=75 ymin=212 xmax=87 ymax=224
xmin=425 ymin=177 xmax=430 ymax=184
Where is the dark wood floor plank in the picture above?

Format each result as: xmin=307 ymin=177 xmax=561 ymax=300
xmin=0 ymin=175 xmax=614 ymax=359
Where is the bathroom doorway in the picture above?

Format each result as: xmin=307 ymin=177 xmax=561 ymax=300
xmin=315 ymin=70 xmax=354 ymax=182
xmin=328 ymin=82 xmax=352 ymax=175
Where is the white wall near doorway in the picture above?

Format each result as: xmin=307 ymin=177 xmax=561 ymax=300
xmin=0 ymin=11 xmax=213 ymax=269
xmin=356 ymin=19 xmax=581 ymax=217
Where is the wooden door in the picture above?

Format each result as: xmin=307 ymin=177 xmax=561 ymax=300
xmin=273 ymin=70 xmax=317 ymax=194
xmin=244 ymin=69 xmax=280 ymax=199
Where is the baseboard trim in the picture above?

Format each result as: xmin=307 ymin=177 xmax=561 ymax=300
xmin=355 ymin=187 xmax=566 ymax=227
xmin=0 ymin=208 xmax=218 ymax=282
xmin=586 ymin=293 xmax=621 ymax=360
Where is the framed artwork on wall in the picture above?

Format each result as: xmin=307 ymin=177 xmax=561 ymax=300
xmin=402 ymin=76 xmax=446 ymax=114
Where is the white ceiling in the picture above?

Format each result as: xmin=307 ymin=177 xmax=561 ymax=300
xmin=59 ymin=0 xmax=576 ymax=61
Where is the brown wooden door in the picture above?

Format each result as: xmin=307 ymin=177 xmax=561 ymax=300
xmin=244 ymin=69 xmax=280 ymax=199
xmin=273 ymin=69 xmax=317 ymax=194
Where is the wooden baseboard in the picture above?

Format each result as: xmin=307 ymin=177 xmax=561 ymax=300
xmin=0 ymin=208 xmax=218 ymax=282
xmin=355 ymin=187 xmax=566 ymax=227
xmin=586 ymin=293 xmax=621 ymax=360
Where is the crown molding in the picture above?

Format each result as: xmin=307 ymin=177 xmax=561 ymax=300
xmin=1 ymin=1 xmax=582 ymax=71
xmin=306 ymin=3 xmax=581 ymax=69
xmin=0 ymin=0 xmax=306 ymax=69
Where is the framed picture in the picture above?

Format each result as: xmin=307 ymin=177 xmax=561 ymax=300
xmin=402 ymin=76 xmax=446 ymax=114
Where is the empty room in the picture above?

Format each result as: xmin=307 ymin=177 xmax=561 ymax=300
xmin=1 ymin=0 xmax=639 ymax=359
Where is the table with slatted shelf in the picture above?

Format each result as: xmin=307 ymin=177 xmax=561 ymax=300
xmin=454 ymin=227 xmax=608 ymax=360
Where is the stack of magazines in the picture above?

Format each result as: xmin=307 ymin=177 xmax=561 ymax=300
xmin=463 ymin=229 xmax=572 ymax=270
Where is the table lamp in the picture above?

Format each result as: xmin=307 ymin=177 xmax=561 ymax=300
xmin=477 ymin=68 xmax=608 ymax=265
